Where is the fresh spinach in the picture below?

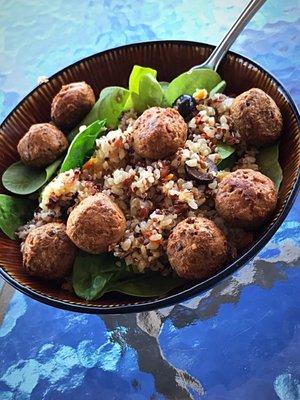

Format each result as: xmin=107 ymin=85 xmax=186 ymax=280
xmin=45 ymin=158 xmax=63 ymax=179
xmin=257 ymin=142 xmax=283 ymax=190
xmin=109 ymin=273 xmax=184 ymax=297
xmin=68 ymin=106 xmax=99 ymax=142
xmin=128 ymin=65 xmax=157 ymax=93
xmin=131 ymin=73 xmax=164 ymax=112
xmin=165 ymin=68 xmax=222 ymax=104
xmin=0 ymin=194 xmax=36 ymax=239
xmin=216 ymin=143 xmax=236 ymax=170
xmin=210 ymin=80 xmax=226 ymax=97
xmin=60 ymin=120 xmax=106 ymax=173
xmin=72 ymin=251 xmax=185 ymax=301
xmin=97 ymin=87 xmax=130 ymax=128
xmin=159 ymin=81 xmax=171 ymax=106
xmin=72 ymin=253 xmax=120 ymax=300
xmin=125 ymin=66 xmax=161 ymax=111
xmin=159 ymin=81 xmax=169 ymax=92
xmin=2 ymin=157 xmax=62 ymax=195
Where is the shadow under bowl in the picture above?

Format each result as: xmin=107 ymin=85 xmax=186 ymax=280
xmin=0 ymin=40 xmax=299 ymax=314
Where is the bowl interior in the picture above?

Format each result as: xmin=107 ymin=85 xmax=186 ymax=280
xmin=0 ymin=41 xmax=299 ymax=313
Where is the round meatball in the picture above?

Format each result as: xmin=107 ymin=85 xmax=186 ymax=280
xmin=167 ymin=216 xmax=228 ymax=280
xmin=17 ymin=123 xmax=68 ymax=168
xmin=23 ymin=222 xmax=76 ymax=280
xmin=66 ymin=193 xmax=126 ymax=254
xmin=132 ymin=107 xmax=187 ymax=159
xmin=51 ymin=82 xmax=95 ymax=130
xmin=230 ymin=88 xmax=283 ymax=147
xmin=215 ymin=169 xmax=277 ymax=229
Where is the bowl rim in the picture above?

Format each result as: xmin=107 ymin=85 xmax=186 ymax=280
xmin=0 ymin=39 xmax=299 ymax=314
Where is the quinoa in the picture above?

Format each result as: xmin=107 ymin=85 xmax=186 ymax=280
xmin=17 ymin=92 xmax=258 ymax=272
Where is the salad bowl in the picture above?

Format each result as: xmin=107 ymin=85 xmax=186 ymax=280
xmin=0 ymin=40 xmax=299 ymax=314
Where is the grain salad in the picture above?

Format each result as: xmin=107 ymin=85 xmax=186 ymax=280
xmin=19 ymin=93 xmax=265 ymax=271
xmin=1 ymin=65 xmax=282 ymax=300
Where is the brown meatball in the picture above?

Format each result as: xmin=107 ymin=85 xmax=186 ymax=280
xmin=167 ymin=216 xmax=228 ymax=280
xmin=132 ymin=107 xmax=187 ymax=159
xmin=215 ymin=169 xmax=277 ymax=229
xmin=230 ymin=88 xmax=283 ymax=147
xmin=66 ymin=193 xmax=126 ymax=254
xmin=17 ymin=123 xmax=68 ymax=168
xmin=23 ymin=222 xmax=76 ymax=280
xmin=51 ymin=82 xmax=95 ymax=130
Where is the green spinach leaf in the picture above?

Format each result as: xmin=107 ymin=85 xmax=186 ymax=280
xmin=165 ymin=68 xmax=222 ymax=104
xmin=257 ymin=142 xmax=282 ymax=190
xmin=0 ymin=194 xmax=36 ymax=239
xmin=72 ymin=253 xmax=119 ymax=300
xmin=72 ymin=251 xmax=185 ymax=300
xmin=131 ymin=73 xmax=164 ymax=112
xmin=68 ymin=104 xmax=100 ymax=142
xmin=159 ymin=81 xmax=169 ymax=92
xmin=97 ymin=87 xmax=130 ymax=128
xmin=124 ymin=66 xmax=159 ymax=111
xmin=217 ymin=143 xmax=235 ymax=161
xmin=216 ymin=143 xmax=236 ymax=170
xmin=45 ymin=158 xmax=63 ymax=180
xmin=109 ymin=272 xmax=184 ymax=298
xmin=72 ymin=252 xmax=123 ymax=300
xmin=210 ymin=80 xmax=226 ymax=97
xmin=60 ymin=120 xmax=106 ymax=173
xmin=128 ymin=65 xmax=157 ymax=93
xmin=2 ymin=157 xmax=62 ymax=195
xmin=159 ymin=81 xmax=171 ymax=107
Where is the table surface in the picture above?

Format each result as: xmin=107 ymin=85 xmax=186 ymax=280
xmin=0 ymin=1 xmax=299 ymax=399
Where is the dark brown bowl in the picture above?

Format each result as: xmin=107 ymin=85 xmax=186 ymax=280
xmin=0 ymin=41 xmax=299 ymax=314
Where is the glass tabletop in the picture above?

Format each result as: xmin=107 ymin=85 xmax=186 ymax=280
xmin=0 ymin=1 xmax=299 ymax=399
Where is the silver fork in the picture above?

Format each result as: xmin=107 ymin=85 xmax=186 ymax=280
xmin=190 ymin=0 xmax=267 ymax=72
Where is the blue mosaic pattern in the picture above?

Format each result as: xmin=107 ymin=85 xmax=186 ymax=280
xmin=0 ymin=1 xmax=299 ymax=399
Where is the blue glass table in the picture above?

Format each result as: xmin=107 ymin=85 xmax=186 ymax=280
xmin=0 ymin=1 xmax=299 ymax=399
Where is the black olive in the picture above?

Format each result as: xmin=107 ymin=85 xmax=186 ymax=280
xmin=185 ymin=157 xmax=218 ymax=184
xmin=172 ymin=95 xmax=196 ymax=120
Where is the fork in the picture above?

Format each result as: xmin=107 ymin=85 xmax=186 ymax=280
xmin=190 ymin=0 xmax=267 ymax=72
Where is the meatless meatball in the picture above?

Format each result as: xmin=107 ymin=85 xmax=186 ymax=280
xmin=17 ymin=123 xmax=68 ymax=168
xmin=23 ymin=222 xmax=76 ymax=280
xmin=230 ymin=88 xmax=283 ymax=147
xmin=215 ymin=169 xmax=277 ymax=229
xmin=51 ymin=82 xmax=95 ymax=131
xmin=66 ymin=193 xmax=126 ymax=254
xmin=167 ymin=216 xmax=228 ymax=280
xmin=132 ymin=107 xmax=187 ymax=159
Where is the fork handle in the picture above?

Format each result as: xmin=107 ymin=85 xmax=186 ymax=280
xmin=190 ymin=0 xmax=266 ymax=71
